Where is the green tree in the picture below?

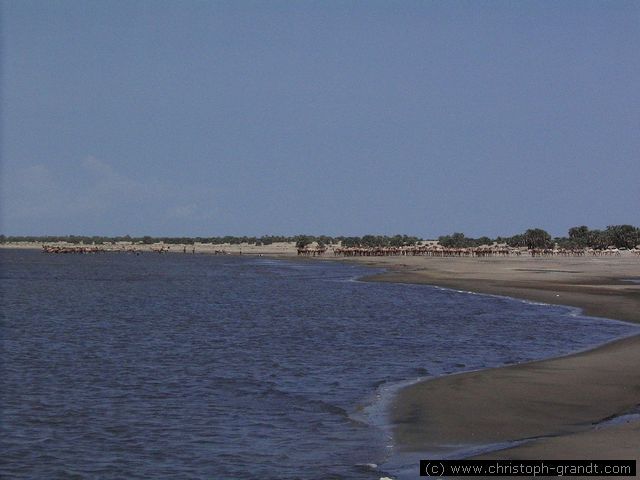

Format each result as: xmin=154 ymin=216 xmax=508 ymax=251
xmin=438 ymin=232 xmax=466 ymax=248
xmin=605 ymin=225 xmax=640 ymax=249
xmin=340 ymin=237 xmax=362 ymax=248
xmin=587 ymin=229 xmax=609 ymax=249
xmin=568 ymin=226 xmax=590 ymax=248
xmin=295 ymin=235 xmax=313 ymax=249
xmin=523 ymin=228 xmax=552 ymax=249
xmin=476 ymin=236 xmax=492 ymax=246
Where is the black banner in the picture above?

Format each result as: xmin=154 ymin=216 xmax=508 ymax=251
xmin=420 ymin=459 xmax=636 ymax=477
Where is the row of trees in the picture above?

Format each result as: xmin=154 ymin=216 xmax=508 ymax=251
xmin=437 ymin=230 xmax=555 ymax=249
xmin=438 ymin=225 xmax=640 ymax=250
xmin=560 ymin=225 xmax=640 ymax=249
xmin=0 ymin=233 xmax=422 ymax=249
xmin=499 ymin=225 xmax=640 ymax=250
xmin=2 ymin=225 xmax=638 ymax=250
xmin=498 ymin=229 xmax=553 ymax=250
xmin=438 ymin=233 xmax=494 ymax=248
xmin=294 ymin=235 xmax=422 ymax=249
xmin=0 ymin=234 xmax=336 ymax=247
xmin=337 ymin=235 xmax=422 ymax=248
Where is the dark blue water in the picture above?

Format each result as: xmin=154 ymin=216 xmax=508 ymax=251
xmin=2 ymin=249 xmax=638 ymax=479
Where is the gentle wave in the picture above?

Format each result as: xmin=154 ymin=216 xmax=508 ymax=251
xmin=2 ymin=250 xmax=638 ymax=480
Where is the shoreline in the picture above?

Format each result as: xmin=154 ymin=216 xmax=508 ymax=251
xmin=5 ymin=246 xmax=640 ymax=468
xmin=330 ymin=255 xmax=640 ymax=470
xmin=256 ymin=253 xmax=640 ymax=469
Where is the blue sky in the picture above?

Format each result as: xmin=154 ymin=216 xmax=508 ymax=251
xmin=2 ymin=1 xmax=639 ymax=237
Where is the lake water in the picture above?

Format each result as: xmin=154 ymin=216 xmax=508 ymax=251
xmin=2 ymin=249 xmax=638 ymax=479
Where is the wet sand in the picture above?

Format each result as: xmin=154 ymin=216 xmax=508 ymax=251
xmin=344 ymin=255 xmax=640 ymax=466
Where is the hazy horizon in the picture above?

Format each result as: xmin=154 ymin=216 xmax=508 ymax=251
xmin=2 ymin=1 xmax=639 ymax=238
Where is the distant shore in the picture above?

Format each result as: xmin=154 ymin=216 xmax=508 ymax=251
xmin=4 ymin=242 xmax=640 ymax=466
xmin=0 ymin=241 xmax=304 ymax=256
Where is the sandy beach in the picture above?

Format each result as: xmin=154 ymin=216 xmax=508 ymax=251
xmin=336 ymin=254 xmax=640 ymax=469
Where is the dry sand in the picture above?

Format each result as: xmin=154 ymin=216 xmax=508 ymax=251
xmin=335 ymin=255 xmax=640 ymax=469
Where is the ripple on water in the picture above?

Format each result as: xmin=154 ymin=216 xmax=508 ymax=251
xmin=1 ymin=250 xmax=638 ymax=479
